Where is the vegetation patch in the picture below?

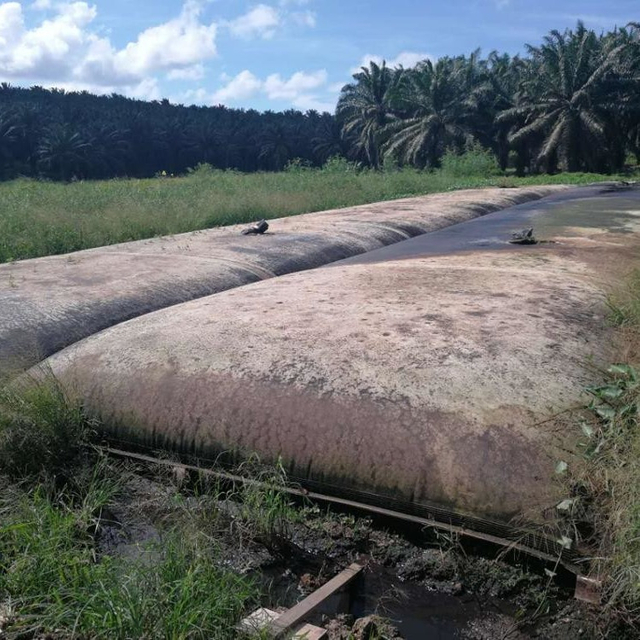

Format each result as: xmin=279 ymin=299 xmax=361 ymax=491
xmin=558 ymin=270 xmax=640 ymax=633
xmin=0 ymin=477 xmax=257 ymax=639
xmin=0 ymin=372 xmax=91 ymax=481
xmin=0 ymin=162 xmax=616 ymax=263
xmin=0 ymin=377 xmax=261 ymax=639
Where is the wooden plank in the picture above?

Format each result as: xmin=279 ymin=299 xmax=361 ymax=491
xmin=267 ymin=563 xmax=363 ymax=638
xmin=292 ymin=623 xmax=327 ymax=639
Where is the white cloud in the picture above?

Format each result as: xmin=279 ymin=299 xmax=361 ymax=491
xmin=226 ymin=4 xmax=280 ymax=39
xmin=0 ymin=2 xmax=97 ymax=79
xmin=1 ymin=0 xmax=324 ymax=109
xmin=495 ymin=0 xmax=510 ymax=7
xmin=167 ymin=63 xmax=205 ymax=81
xmin=225 ymin=3 xmax=313 ymax=39
xmin=111 ymin=0 xmax=216 ymax=78
xmin=264 ymin=69 xmax=326 ymax=100
xmin=127 ymin=77 xmax=161 ymax=100
xmin=0 ymin=3 xmax=25 ymax=52
xmin=212 ymin=69 xmax=262 ymax=102
xmin=290 ymin=94 xmax=335 ymax=112
xmin=351 ymin=51 xmax=433 ymax=74
xmin=0 ymin=0 xmax=217 ymax=91
xmin=212 ymin=68 xmax=333 ymax=111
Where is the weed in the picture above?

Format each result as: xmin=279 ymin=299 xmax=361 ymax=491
xmin=233 ymin=455 xmax=300 ymax=551
xmin=608 ymin=269 xmax=640 ymax=365
xmin=0 ymin=370 xmax=94 ymax=482
xmin=581 ymin=364 xmax=640 ymax=624
xmin=563 ymin=270 xmax=640 ymax=630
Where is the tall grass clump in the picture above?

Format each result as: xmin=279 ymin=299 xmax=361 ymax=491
xmin=0 ymin=166 xmax=618 ymax=263
xmin=0 ymin=374 xmax=261 ymax=638
xmin=0 ymin=371 xmax=92 ymax=481
xmin=234 ymin=455 xmax=300 ymax=550
xmin=571 ymin=270 xmax=640 ymax=629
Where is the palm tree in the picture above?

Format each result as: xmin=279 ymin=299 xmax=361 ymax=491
xmin=38 ymin=125 xmax=90 ymax=181
xmin=499 ymin=24 xmax=630 ymax=173
xmin=13 ymin=105 xmax=47 ymax=176
xmin=0 ymin=110 xmax=19 ymax=179
xmin=470 ymin=52 xmax=529 ymax=171
xmin=184 ymin=121 xmax=221 ymax=168
xmin=336 ymin=61 xmax=399 ymax=168
xmin=380 ymin=57 xmax=473 ymax=168
xmin=608 ymin=24 xmax=640 ymax=166
xmin=258 ymin=124 xmax=295 ymax=170
xmin=88 ymin=124 xmax=130 ymax=178
xmin=311 ymin=113 xmax=345 ymax=164
xmin=158 ymin=116 xmax=190 ymax=174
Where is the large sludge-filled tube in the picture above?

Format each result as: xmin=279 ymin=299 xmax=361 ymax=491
xmin=0 ymin=186 xmax=565 ymax=372
xmin=41 ymin=188 xmax=640 ymax=532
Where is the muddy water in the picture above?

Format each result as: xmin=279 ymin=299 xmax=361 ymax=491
xmin=352 ymin=565 xmax=493 ymax=638
xmin=335 ymin=183 xmax=640 ymax=265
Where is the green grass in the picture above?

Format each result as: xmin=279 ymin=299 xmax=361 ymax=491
xmin=0 ymin=161 xmax=619 ymax=263
xmin=0 ymin=478 xmax=257 ymax=639
xmin=0 ymin=371 xmax=92 ymax=481
xmin=602 ymin=272 xmax=640 ymax=624
xmin=572 ymin=270 xmax=640 ymax=629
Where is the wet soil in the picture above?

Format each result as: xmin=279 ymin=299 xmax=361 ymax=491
xmin=94 ymin=468 xmax=600 ymax=639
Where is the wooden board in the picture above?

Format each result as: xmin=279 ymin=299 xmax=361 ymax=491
xmin=267 ymin=563 xmax=363 ymax=638
xmin=292 ymin=623 xmax=327 ymax=639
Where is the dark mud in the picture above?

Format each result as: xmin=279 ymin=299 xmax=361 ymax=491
xmin=93 ymin=468 xmax=599 ymax=639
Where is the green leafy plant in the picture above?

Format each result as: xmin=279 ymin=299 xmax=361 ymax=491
xmin=438 ymin=143 xmax=502 ymax=178
xmin=584 ymin=364 xmax=638 ymax=459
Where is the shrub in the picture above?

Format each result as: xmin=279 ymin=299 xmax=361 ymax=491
xmin=284 ymin=157 xmax=313 ymax=172
xmin=439 ymin=143 xmax=502 ymax=177
xmin=321 ymin=154 xmax=360 ymax=173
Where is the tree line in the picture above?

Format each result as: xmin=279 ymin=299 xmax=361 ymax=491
xmin=0 ymin=22 xmax=639 ymax=182
xmin=0 ymin=86 xmax=340 ymax=181
xmin=338 ymin=22 xmax=640 ymax=174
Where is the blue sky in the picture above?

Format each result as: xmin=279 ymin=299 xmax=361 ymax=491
xmin=0 ymin=0 xmax=636 ymax=112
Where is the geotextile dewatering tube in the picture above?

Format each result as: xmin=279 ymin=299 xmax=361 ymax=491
xmin=13 ymin=185 xmax=640 ymax=539
xmin=0 ymin=186 xmax=565 ymax=372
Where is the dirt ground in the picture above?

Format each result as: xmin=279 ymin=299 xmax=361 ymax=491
xmin=95 ymin=465 xmax=601 ymax=639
